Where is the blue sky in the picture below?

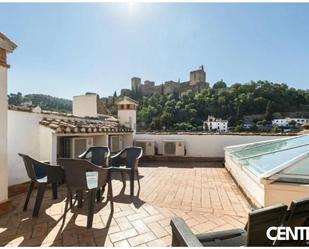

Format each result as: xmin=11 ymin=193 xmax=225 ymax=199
xmin=1 ymin=3 xmax=309 ymax=99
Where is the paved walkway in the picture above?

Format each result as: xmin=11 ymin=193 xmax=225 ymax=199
xmin=0 ymin=162 xmax=250 ymax=246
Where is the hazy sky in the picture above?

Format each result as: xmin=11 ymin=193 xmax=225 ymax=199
xmin=1 ymin=3 xmax=309 ymax=99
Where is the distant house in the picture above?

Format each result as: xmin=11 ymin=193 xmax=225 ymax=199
xmin=8 ymin=94 xmax=137 ymax=186
xmin=272 ymin=119 xmax=289 ymax=127
xmin=292 ymin=118 xmax=309 ymax=127
xmin=20 ymin=100 xmax=33 ymax=107
xmin=272 ymin=118 xmax=308 ymax=128
xmin=203 ymin=116 xmax=228 ymax=132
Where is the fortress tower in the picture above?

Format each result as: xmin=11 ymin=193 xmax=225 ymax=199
xmin=190 ymin=65 xmax=206 ymax=85
xmin=131 ymin=77 xmax=141 ymax=92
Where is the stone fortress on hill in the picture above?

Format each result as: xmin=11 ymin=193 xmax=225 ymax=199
xmin=120 ymin=65 xmax=209 ymax=97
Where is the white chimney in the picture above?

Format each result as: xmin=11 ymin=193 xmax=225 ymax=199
xmin=73 ymin=93 xmax=98 ymax=118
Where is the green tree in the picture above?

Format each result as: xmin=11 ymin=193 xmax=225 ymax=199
xmin=213 ymin=80 xmax=227 ymax=89
xmin=8 ymin=92 xmax=23 ymax=105
xmin=265 ymin=101 xmax=274 ymax=121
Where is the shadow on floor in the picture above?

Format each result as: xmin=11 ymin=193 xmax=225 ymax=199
xmin=0 ymin=189 xmax=66 ymax=246
xmin=0 ymin=174 xmax=146 ymax=247
xmin=56 ymin=195 xmax=114 ymax=246
xmin=111 ymin=171 xmax=146 ymax=209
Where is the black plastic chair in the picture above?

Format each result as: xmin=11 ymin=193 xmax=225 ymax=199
xmin=276 ymin=197 xmax=309 ymax=246
xmin=58 ymin=158 xmax=113 ymax=228
xmin=78 ymin=146 xmax=111 ymax=202
xmin=78 ymin=146 xmax=110 ymax=167
xmin=110 ymin=147 xmax=143 ymax=196
xmin=170 ymin=203 xmax=288 ymax=247
xmin=18 ymin=153 xmax=64 ymax=217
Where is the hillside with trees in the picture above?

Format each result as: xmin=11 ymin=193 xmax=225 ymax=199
xmin=8 ymin=92 xmax=72 ymax=113
xmin=134 ymin=80 xmax=309 ymax=131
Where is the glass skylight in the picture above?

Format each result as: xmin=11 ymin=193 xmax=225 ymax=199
xmin=227 ymin=135 xmax=309 ymax=160
xmin=225 ymin=135 xmax=309 ymax=182
xmin=240 ymin=144 xmax=309 ymax=176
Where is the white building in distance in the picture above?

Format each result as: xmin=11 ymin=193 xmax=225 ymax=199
xmin=203 ymin=116 xmax=228 ymax=132
xmin=272 ymin=118 xmax=309 ymax=127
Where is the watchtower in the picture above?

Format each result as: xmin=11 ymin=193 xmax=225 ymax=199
xmin=131 ymin=77 xmax=141 ymax=93
xmin=190 ymin=65 xmax=206 ymax=85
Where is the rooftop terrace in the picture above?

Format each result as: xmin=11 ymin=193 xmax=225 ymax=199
xmin=0 ymin=161 xmax=250 ymax=247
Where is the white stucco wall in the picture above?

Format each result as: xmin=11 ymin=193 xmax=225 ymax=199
xmin=122 ymin=133 xmax=134 ymax=147
xmin=73 ymin=94 xmax=98 ymax=118
xmin=0 ymin=66 xmax=8 ymax=202
xmin=93 ymin=135 xmax=108 ymax=147
xmin=8 ymin=110 xmax=42 ymax=185
xmin=134 ymin=133 xmax=291 ymax=158
xmin=39 ymin=125 xmax=56 ymax=163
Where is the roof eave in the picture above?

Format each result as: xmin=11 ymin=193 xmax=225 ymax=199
xmin=0 ymin=33 xmax=17 ymax=53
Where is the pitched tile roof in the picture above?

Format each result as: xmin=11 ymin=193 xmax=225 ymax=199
xmin=39 ymin=117 xmax=132 ymax=134
xmin=9 ymin=104 xmax=132 ymax=134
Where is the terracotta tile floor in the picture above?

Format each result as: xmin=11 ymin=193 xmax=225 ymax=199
xmin=0 ymin=161 xmax=251 ymax=247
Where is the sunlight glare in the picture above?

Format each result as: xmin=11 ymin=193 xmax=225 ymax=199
xmin=128 ymin=0 xmax=136 ymax=15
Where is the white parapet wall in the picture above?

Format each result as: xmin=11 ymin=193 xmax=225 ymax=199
xmin=134 ymin=133 xmax=291 ymax=158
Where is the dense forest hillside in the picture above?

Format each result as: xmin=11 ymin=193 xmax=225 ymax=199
xmin=8 ymin=92 xmax=72 ymax=113
xmin=134 ymin=80 xmax=309 ymax=131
